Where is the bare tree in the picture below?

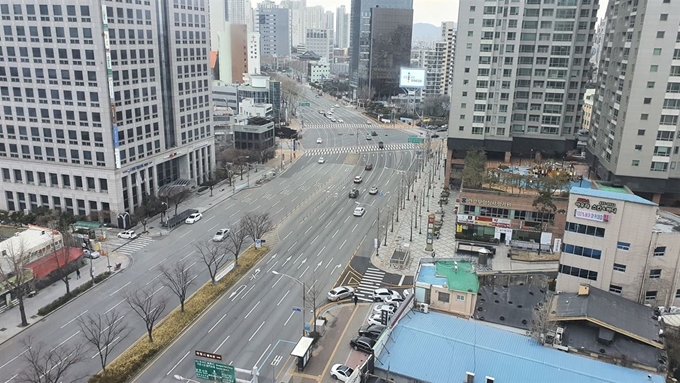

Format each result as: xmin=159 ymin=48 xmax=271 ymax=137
xmin=51 ymin=230 xmax=76 ymax=297
xmin=530 ymin=280 xmax=555 ymax=344
xmin=195 ymin=241 xmax=230 ymax=284
xmin=223 ymin=222 xmax=249 ymax=266
xmin=158 ymin=185 xmax=192 ymax=216
xmin=0 ymin=237 xmax=32 ymax=327
xmin=18 ymin=336 xmax=87 ymax=383
xmin=133 ymin=204 xmax=150 ymax=233
xmin=124 ymin=283 xmax=168 ymax=343
xmin=304 ymin=270 xmax=325 ymax=334
xmin=77 ymin=310 xmax=131 ymax=374
xmin=241 ymin=212 xmax=273 ymax=244
xmin=160 ymin=261 xmax=194 ymax=312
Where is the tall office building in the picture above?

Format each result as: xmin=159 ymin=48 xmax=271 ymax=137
xmin=228 ymin=0 xmax=248 ymax=25
xmin=447 ymin=0 xmax=598 ymax=163
xmin=441 ymin=21 xmax=456 ymax=96
xmin=368 ymin=8 xmax=413 ymax=100
xmin=336 ymin=5 xmax=350 ymax=49
xmin=256 ymin=6 xmax=291 ymax=58
xmin=305 ymin=29 xmax=333 ymax=62
xmin=587 ymin=1 xmax=680 ymax=200
xmin=349 ymin=0 xmax=413 ymax=100
xmin=0 ymin=0 xmax=214 ymax=221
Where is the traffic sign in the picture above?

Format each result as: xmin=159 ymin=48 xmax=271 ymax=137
xmin=292 ymin=307 xmax=302 ymax=312
xmin=194 ymin=359 xmax=235 ymax=382
xmin=299 ymin=102 xmax=310 ymax=107
xmin=408 ymin=137 xmax=424 ymax=144
xmin=195 ymin=350 xmax=222 ymax=361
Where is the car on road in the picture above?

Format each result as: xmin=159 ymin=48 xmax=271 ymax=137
xmin=367 ymin=313 xmax=389 ymax=326
xmin=353 ymin=176 xmax=363 ymax=183
xmin=378 ymin=141 xmax=384 ymax=149
xmin=330 ymin=117 xmax=337 ymax=122
xmin=353 ymin=207 xmax=366 ymax=217
xmin=185 ymin=212 xmax=203 ymax=224
xmin=212 ymin=228 xmax=230 ymax=242
xmin=358 ymin=324 xmax=386 ymax=339
xmin=349 ymin=188 xmax=359 ymax=198
xmin=338 ymin=118 xmax=344 ymax=123
xmin=431 ymin=134 xmax=440 ymax=138
xmin=372 ymin=288 xmax=402 ymax=302
xmin=371 ymin=131 xmax=378 ymax=136
xmin=327 ymin=286 xmax=355 ymax=301
xmin=365 ymin=134 xmax=372 ymax=140
xmin=330 ymin=364 xmax=354 ymax=382
xmin=318 ymin=157 xmax=326 ymax=164
xmin=364 ymin=164 xmax=373 ymax=171
xmin=316 ymin=138 xmax=323 ymax=144
xmin=117 ymin=230 xmax=138 ymax=239
xmin=373 ymin=304 xmax=397 ymax=315
xmin=366 ymin=120 xmax=372 ymax=125
xmin=349 ymin=336 xmax=376 ymax=353
xmin=335 ymin=104 xmax=340 ymax=107
xmin=83 ymin=249 xmax=101 ymax=259
xmin=369 ymin=186 xmax=379 ymax=195
xmin=318 ymin=110 xmax=324 ymax=114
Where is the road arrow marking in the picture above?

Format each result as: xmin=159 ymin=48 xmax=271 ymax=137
xmin=297 ymin=258 xmax=307 ymax=269
xmin=315 ymin=261 xmax=322 ymax=272
xmin=266 ymin=253 xmax=278 ymax=265
xmin=281 ymin=256 xmax=292 ymax=267
xmin=331 ymin=264 xmax=342 ymax=274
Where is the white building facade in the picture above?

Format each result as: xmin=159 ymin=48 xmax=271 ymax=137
xmin=305 ymin=28 xmax=333 ymax=62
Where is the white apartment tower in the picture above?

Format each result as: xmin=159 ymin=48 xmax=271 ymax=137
xmin=423 ymin=42 xmax=447 ymax=97
xmin=0 ymin=0 xmax=214 ymax=221
xmin=336 ymin=5 xmax=350 ymax=49
xmin=447 ymin=0 xmax=598 ymax=163
xmin=587 ymin=1 xmax=680 ymax=201
xmin=441 ymin=21 xmax=456 ymax=96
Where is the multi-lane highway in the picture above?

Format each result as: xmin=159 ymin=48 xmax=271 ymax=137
xmin=0 ymin=86 xmax=424 ymax=382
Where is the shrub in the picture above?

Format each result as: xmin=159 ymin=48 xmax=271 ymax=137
xmin=37 ymin=272 xmax=112 ymax=316
xmin=88 ymin=246 xmax=268 ymax=383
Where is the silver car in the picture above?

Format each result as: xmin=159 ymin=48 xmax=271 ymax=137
xmin=213 ymin=228 xmax=230 ymax=242
xmin=327 ymin=286 xmax=355 ymax=301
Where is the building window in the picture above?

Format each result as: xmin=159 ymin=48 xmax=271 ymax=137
xmin=558 ymin=264 xmax=598 ymax=281
xmin=638 ymin=129 xmax=645 ymax=135
xmin=609 ymin=284 xmax=622 ymax=294
xmin=632 ymin=160 xmax=640 ymax=167
xmin=650 ymin=269 xmax=662 ymax=279
xmin=654 ymin=246 xmax=666 ymax=256
xmin=456 ymin=295 xmax=465 ymax=302
xmin=675 ymin=289 xmax=680 ymax=299
xmin=645 ymin=291 xmax=657 ymax=301
xmin=565 ymin=222 xmax=605 ymax=237
xmin=617 ymin=241 xmax=631 ymax=250
xmin=562 ymin=243 xmax=602 ymax=259
xmin=613 ymin=263 xmax=626 ymax=272
xmin=438 ymin=292 xmax=450 ymax=303
xmin=657 ymin=31 xmax=665 ymax=38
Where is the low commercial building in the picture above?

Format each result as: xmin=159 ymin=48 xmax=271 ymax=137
xmin=233 ymin=117 xmax=276 ymax=162
xmin=0 ymin=226 xmax=62 ymax=274
xmin=556 ymin=183 xmax=680 ymax=307
xmin=239 ymin=98 xmax=273 ymax=118
xmin=308 ymin=59 xmax=330 ymax=83
xmin=414 ymin=259 xmax=478 ymax=318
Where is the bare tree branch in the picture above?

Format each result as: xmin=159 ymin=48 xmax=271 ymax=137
xmin=195 ymin=241 xmax=230 ymax=284
xmin=160 ymin=261 xmax=195 ymax=312
xmin=0 ymin=237 xmax=32 ymax=327
xmin=158 ymin=186 xmax=192 ymax=216
xmin=223 ymin=222 xmax=249 ymax=266
xmin=18 ymin=336 xmax=87 ymax=383
xmin=124 ymin=283 xmax=168 ymax=343
xmin=241 ymin=212 xmax=273 ymax=244
xmin=77 ymin=310 xmax=131 ymax=374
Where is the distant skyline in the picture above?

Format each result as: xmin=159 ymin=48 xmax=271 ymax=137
xmin=304 ymin=0 xmax=456 ymax=26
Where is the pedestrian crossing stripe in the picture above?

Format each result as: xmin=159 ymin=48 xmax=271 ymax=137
xmin=111 ymin=237 xmax=154 ymax=256
xmin=304 ymin=123 xmax=375 ymax=129
xmin=304 ymin=143 xmax=419 ymax=156
xmin=354 ymin=267 xmax=386 ymax=302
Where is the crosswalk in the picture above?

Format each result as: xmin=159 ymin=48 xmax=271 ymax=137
xmin=106 ymin=236 xmax=155 ymax=256
xmin=305 ymin=123 xmax=375 ymax=129
xmin=305 ymin=143 xmax=419 ymax=156
xmin=355 ymin=267 xmax=386 ymax=302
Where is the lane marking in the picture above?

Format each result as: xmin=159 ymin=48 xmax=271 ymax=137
xmin=60 ymin=310 xmax=88 ymax=329
xmin=208 ymin=313 xmax=227 ymax=333
xmin=310 ymin=235 xmax=319 ymax=245
xmin=283 ymin=231 xmax=293 ymax=241
xmin=332 ymin=230 xmax=339 ymax=239
xmin=244 ymin=301 xmax=261 ymax=319
xmin=304 ymin=226 xmax=312 ymax=235
xmin=249 ymin=321 xmax=265 ymax=341
xmin=277 ymin=290 xmax=290 ymax=306
xmin=287 ymin=241 xmax=298 ymax=252
xmin=324 ymin=220 xmax=333 ymax=229
xmin=325 ymin=257 xmax=334 ymax=269
xmin=272 ymin=275 xmax=283 ymax=289
xmin=104 ymin=299 xmax=125 ymax=314
xmin=284 ymin=311 xmax=295 ymax=326
xmin=299 ymin=265 xmax=310 ymax=278
xmin=147 ymin=258 xmax=167 ymax=271
xmin=179 ymin=230 xmax=192 ymax=239
xmin=166 ymin=351 xmax=190 ymax=376
xmin=241 ymin=285 xmax=256 ymax=299
xmin=352 ymin=223 xmax=358 ymax=233
xmin=50 ymin=331 xmax=80 ymax=352
xmin=109 ymin=282 xmax=131 ymax=297
xmin=255 ymin=343 xmax=272 ymax=368
xmin=339 ymin=239 xmax=347 ymax=249
xmin=0 ymin=350 xmax=29 ymax=371
xmin=316 ymin=246 xmax=326 ymax=257
xmin=214 ymin=335 xmax=230 ymax=353
xmin=179 ymin=251 xmax=195 ymax=262
xmin=266 ymin=260 xmax=279 ymax=274
xmin=276 ymin=206 xmax=285 ymax=214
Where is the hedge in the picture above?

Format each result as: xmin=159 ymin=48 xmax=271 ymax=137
xmin=88 ymin=246 xmax=269 ymax=383
xmin=37 ymin=272 xmax=113 ymax=316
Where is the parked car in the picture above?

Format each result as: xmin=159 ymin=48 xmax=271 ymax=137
xmin=431 ymin=134 xmax=440 ymax=138
xmin=335 ymin=104 xmax=340 ymax=107
xmin=185 ymin=212 xmax=203 ymax=224
xmin=327 ymin=286 xmax=355 ymax=301
xmin=213 ymin=228 xmax=230 ymax=242
xmin=353 ymin=207 xmax=366 ymax=217
xmin=358 ymin=324 xmax=386 ymax=339
xmin=117 ymin=230 xmax=138 ymax=239
xmin=366 ymin=120 xmax=372 ymax=125
xmin=369 ymin=186 xmax=378 ymax=195
xmin=317 ymin=138 xmax=323 ymax=144
xmin=318 ymin=157 xmax=326 ymax=164
xmin=349 ymin=336 xmax=376 ymax=353
xmin=353 ymin=176 xmax=363 ymax=183
xmin=330 ymin=364 xmax=354 ymax=382
xmin=367 ymin=313 xmax=389 ymax=326
xmin=83 ymin=249 xmax=101 ymax=259
xmin=349 ymin=188 xmax=359 ymax=198
xmin=364 ymin=164 xmax=373 ymax=171
xmin=373 ymin=304 xmax=397 ymax=315
xmin=372 ymin=288 xmax=402 ymax=302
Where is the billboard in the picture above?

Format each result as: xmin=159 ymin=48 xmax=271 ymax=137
xmin=399 ymin=68 xmax=426 ymax=88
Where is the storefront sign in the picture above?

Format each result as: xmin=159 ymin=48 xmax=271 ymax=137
xmin=574 ymin=209 xmax=610 ymax=223
xmin=457 ymin=215 xmax=511 ymax=228
xmin=574 ymin=198 xmax=617 ymax=214
xmin=461 ymin=197 xmax=511 ymax=208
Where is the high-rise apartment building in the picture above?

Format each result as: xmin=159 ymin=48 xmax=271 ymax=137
xmin=281 ymin=0 xmax=305 ymax=51
xmin=447 ymin=0 xmax=598 ymax=164
xmin=587 ymin=1 xmax=680 ymax=200
xmin=441 ymin=21 xmax=456 ymax=96
xmin=227 ymin=0 xmax=248 ymax=25
xmin=256 ymin=6 xmax=291 ymax=58
xmin=304 ymin=5 xmax=324 ymax=30
xmin=336 ymin=6 xmax=350 ymax=49
xmin=0 ymin=0 xmax=214 ymax=221
xmin=423 ymin=42 xmax=447 ymax=98
xmin=349 ymin=0 xmax=413 ymax=100
xmin=323 ymin=11 xmax=334 ymax=31
xmin=305 ymin=29 xmax=333 ymax=62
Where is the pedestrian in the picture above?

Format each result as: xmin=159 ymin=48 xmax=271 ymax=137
xmin=354 ymin=295 xmax=358 ymax=306
xmin=76 ymin=269 xmax=81 ymax=279
xmin=432 ymin=250 xmax=436 ymax=258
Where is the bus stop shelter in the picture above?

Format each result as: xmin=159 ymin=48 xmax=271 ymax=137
xmin=291 ymin=336 xmax=314 ymax=372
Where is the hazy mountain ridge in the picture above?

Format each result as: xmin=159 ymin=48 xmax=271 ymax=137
xmin=412 ymin=23 xmax=441 ymax=42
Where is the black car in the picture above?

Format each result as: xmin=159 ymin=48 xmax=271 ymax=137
xmin=349 ymin=188 xmax=359 ymax=198
xmin=431 ymin=134 xmax=440 ymax=138
xmin=349 ymin=336 xmax=376 ymax=353
xmin=371 ymin=131 xmax=378 ymax=136
xmin=365 ymin=164 xmax=373 ymax=171
xmin=358 ymin=324 xmax=386 ymax=340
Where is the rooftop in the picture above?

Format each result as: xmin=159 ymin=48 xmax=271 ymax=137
xmin=571 ymin=186 xmax=657 ymax=206
xmin=0 ymin=225 xmax=58 ymax=254
xmin=475 ymin=276 xmax=549 ymax=330
xmin=653 ymin=210 xmax=680 ymax=234
xmin=376 ymin=311 xmax=665 ymax=383
xmin=417 ymin=261 xmax=479 ymax=293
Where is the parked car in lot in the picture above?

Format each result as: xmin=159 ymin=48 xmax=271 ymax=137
xmin=349 ymin=188 xmax=359 ymax=198
xmin=349 ymin=336 xmax=376 ymax=353
xmin=369 ymin=186 xmax=379 ymax=195
xmin=373 ymin=304 xmax=397 ymax=315
xmin=212 ymin=228 xmax=230 ymax=241
xmin=364 ymin=164 xmax=373 ymax=171
xmin=117 ymin=230 xmax=138 ymax=239
xmin=365 ymin=134 xmax=372 ymax=140
xmin=353 ymin=176 xmax=363 ymax=183
xmin=358 ymin=324 xmax=386 ymax=339
xmin=372 ymin=288 xmax=402 ymax=302
xmin=338 ymin=118 xmax=344 ymax=123
xmin=353 ymin=207 xmax=366 ymax=217
xmin=330 ymin=364 xmax=354 ymax=382
xmin=327 ymin=286 xmax=355 ymax=301
xmin=367 ymin=313 xmax=390 ymax=326
xmin=185 ymin=212 xmax=203 ymax=224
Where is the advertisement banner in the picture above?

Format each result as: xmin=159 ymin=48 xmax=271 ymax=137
xmin=114 ymin=148 xmax=121 ymax=169
xmin=399 ymin=68 xmax=426 ymax=88
xmin=574 ymin=209 xmax=609 ymax=223
xmin=112 ymin=124 xmax=119 ymax=148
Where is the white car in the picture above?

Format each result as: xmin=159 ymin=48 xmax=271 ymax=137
xmin=372 ymin=288 xmax=402 ymax=302
xmin=330 ymin=364 xmax=354 ymax=382
xmin=83 ymin=249 xmax=101 ymax=259
xmin=330 ymin=117 xmax=337 ymax=122
xmin=318 ymin=157 xmax=326 ymax=164
xmin=366 ymin=120 xmax=372 ymax=125
xmin=353 ymin=207 xmax=366 ymax=217
xmin=338 ymin=118 xmax=344 ymax=123
xmin=212 ymin=228 xmax=230 ymax=241
xmin=369 ymin=186 xmax=379 ymax=195
xmin=373 ymin=304 xmax=397 ymax=315
xmin=327 ymin=286 xmax=355 ymax=301
xmin=367 ymin=313 xmax=390 ymax=326
xmin=185 ymin=212 xmax=203 ymax=224
xmin=117 ymin=230 xmax=138 ymax=239
xmin=353 ymin=176 xmax=363 ymax=183
xmin=316 ymin=138 xmax=323 ymax=144
xmin=335 ymin=104 xmax=340 ymax=107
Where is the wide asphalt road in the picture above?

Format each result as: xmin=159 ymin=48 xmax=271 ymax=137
xmin=133 ymin=148 xmax=418 ymax=382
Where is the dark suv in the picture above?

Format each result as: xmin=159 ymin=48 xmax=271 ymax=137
xmin=358 ymin=324 xmax=386 ymax=340
xmin=349 ymin=188 xmax=359 ymax=198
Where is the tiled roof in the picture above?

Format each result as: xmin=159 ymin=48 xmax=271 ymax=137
xmin=570 ymin=187 xmax=656 ymax=206
xmin=375 ymin=311 xmax=665 ymax=383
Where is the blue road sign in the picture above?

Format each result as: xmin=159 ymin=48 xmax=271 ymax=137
xmin=292 ymin=307 xmax=302 ymax=312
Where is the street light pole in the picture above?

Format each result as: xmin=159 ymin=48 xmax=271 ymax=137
xmin=272 ymin=271 xmax=306 ymax=337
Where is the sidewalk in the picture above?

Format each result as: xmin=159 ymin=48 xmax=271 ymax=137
xmin=0 ymin=252 xmax=130 ymax=345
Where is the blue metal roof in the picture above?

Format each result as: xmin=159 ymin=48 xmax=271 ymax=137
xmin=376 ymin=311 xmax=665 ymax=383
xmin=570 ymin=187 xmax=657 ymax=206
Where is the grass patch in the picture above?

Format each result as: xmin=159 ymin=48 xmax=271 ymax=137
xmin=88 ymin=246 xmax=268 ymax=383
xmin=37 ymin=272 xmax=112 ymax=316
